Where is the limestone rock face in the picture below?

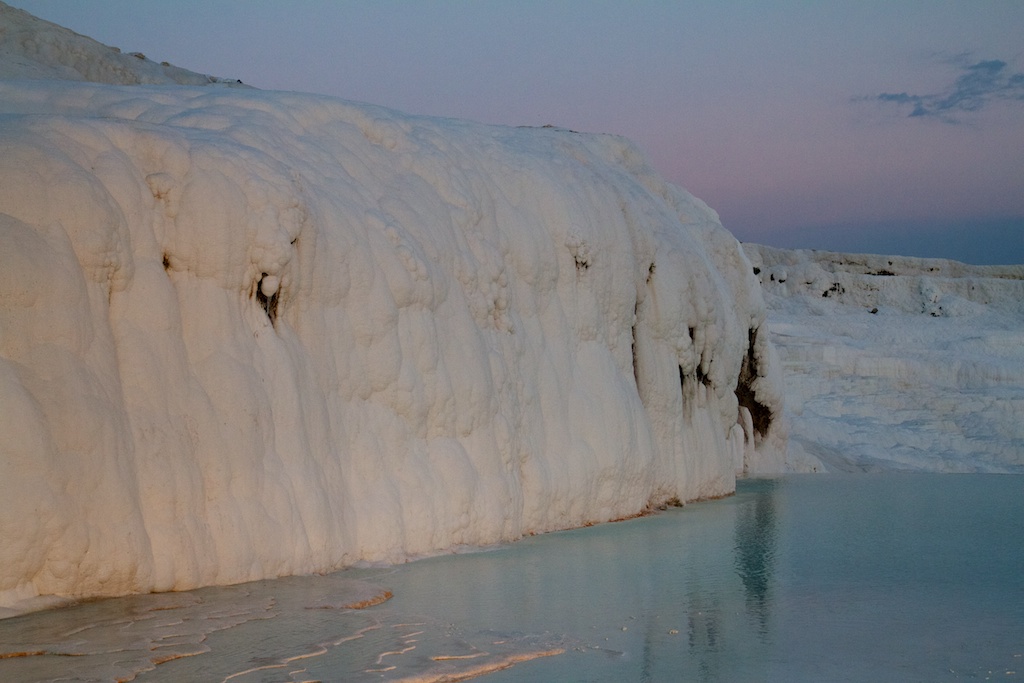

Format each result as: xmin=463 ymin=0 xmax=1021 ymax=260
xmin=0 ymin=0 xmax=244 ymax=85
xmin=0 ymin=6 xmax=782 ymax=612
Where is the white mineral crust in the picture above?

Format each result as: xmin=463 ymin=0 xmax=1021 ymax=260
xmin=744 ymin=244 xmax=1024 ymax=474
xmin=0 ymin=76 xmax=783 ymax=610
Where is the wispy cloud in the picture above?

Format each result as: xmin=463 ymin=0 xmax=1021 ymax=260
xmin=863 ymin=56 xmax=1024 ymax=122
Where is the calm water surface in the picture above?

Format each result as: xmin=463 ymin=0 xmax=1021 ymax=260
xmin=2 ymin=474 xmax=1022 ymax=681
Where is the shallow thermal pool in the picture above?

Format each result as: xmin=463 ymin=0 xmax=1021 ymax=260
xmin=2 ymin=474 xmax=1022 ymax=682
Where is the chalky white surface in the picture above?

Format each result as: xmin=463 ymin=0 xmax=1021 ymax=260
xmin=744 ymin=244 xmax=1024 ymax=473
xmin=0 ymin=72 xmax=781 ymax=611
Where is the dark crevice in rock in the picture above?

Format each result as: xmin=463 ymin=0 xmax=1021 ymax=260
xmin=256 ymin=273 xmax=279 ymax=326
xmin=679 ymin=360 xmax=712 ymax=404
xmin=822 ymin=282 xmax=845 ymax=298
xmin=695 ymin=363 xmax=709 ymax=388
xmin=735 ymin=327 xmax=772 ymax=438
xmin=631 ymin=301 xmax=640 ymax=390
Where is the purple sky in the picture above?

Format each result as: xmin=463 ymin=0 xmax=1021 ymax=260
xmin=8 ymin=0 xmax=1024 ymax=264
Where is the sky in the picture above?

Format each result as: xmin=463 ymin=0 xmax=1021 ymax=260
xmin=7 ymin=0 xmax=1024 ymax=264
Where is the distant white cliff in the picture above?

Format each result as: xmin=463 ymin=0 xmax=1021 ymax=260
xmin=0 ymin=1 xmax=244 ymax=85
xmin=744 ymin=244 xmax=1024 ymax=473
xmin=0 ymin=9 xmax=784 ymax=611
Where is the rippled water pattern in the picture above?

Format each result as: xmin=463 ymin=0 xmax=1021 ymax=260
xmin=2 ymin=474 xmax=1022 ymax=681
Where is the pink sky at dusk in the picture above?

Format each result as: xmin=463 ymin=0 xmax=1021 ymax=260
xmin=7 ymin=0 xmax=1024 ymax=263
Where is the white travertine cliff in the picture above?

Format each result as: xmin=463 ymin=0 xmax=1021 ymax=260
xmin=0 ymin=3 xmax=782 ymax=612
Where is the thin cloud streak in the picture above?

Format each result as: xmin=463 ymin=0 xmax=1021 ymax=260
xmin=865 ymin=56 xmax=1024 ymax=123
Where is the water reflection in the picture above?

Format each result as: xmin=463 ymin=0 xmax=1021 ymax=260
xmin=684 ymin=587 xmax=723 ymax=683
xmin=734 ymin=477 xmax=779 ymax=638
xmin=6 ymin=476 xmax=1019 ymax=682
xmin=633 ymin=481 xmax=783 ymax=683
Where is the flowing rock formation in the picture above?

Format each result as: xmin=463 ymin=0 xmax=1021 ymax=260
xmin=0 ymin=3 xmax=783 ymax=612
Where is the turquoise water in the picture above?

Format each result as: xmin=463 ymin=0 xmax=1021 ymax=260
xmin=361 ymin=474 xmax=1024 ymax=682
xmin=2 ymin=474 xmax=1022 ymax=681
